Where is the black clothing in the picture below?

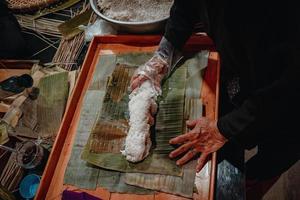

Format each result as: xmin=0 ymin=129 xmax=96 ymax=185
xmin=246 ymin=141 xmax=299 ymax=180
xmin=0 ymin=2 xmax=26 ymax=59
xmin=165 ymin=0 xmax=300 ymax=152
xmin=164 ymin=2 xmax=300 ymax=193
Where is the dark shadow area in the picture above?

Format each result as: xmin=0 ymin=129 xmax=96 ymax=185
xmin=0 ymin=4 xmax=26 ymax=59
xmin=215 ymin=74 xmax=299 ymax=200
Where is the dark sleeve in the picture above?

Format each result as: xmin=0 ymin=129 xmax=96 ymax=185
xmin=0 ymin=2 xmax=9 ymax=17
xmin=0 ymin=3 xmax=26 ymax=59
xmin=217 ymin=44 xmax=300 ymax=149
xmin=164 ymin=0 xmax=201 ymax=50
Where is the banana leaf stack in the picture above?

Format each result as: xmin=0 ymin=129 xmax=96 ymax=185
xmin=64 ymin=51 xmax=209 ymax=198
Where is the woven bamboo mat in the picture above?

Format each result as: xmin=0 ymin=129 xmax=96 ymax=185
xmin=7 ymin=0 xmax=59 ymax=13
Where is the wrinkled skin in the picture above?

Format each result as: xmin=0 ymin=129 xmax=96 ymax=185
xmin=169 ymin=117 xmax=228 ymax=172
xmin=130 ymin=54 xmax=227 ymax=172
xmin=130 ymin=55 xmax=227 ymax=172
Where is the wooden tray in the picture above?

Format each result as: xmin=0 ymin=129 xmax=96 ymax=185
xmin=35 ymin=35 xmax=220 ymax=200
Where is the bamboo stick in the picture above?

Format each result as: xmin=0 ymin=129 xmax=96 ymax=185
xmin=16 ymin=15 xmax=63 ymax=38
xmin=51 ymin=5 xmax=95 ymax=71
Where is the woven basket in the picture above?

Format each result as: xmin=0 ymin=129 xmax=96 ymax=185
xmin=7 ymin=0 xmax=60 ymax=13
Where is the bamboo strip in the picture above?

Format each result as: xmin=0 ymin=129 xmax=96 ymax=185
xmin=0 ymin=149 xmax=23 ymax=192
xmin=51 ymin=7 xmax=97 ymax=71
xmin=16 ymin=15 xmax=63 ymax=38
xmin=52 ymin=33 xmax=85 ymax=70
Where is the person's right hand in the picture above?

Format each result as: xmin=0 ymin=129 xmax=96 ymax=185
xmin=129 ymin=37 xmax=181 ymax=126
xmin=130 ymin=54 xmax=169 ymax=94
xmin=129 ymin=54 xmax=168 ymax=127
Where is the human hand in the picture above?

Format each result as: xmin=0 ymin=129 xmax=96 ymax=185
xmin=130 ymin=36 xmax=182 ymax=94
xmin=130 ymin=37 xmax=181 ymax=126
xmin=169 ymin=117 xmax=228 ymax=172
xmin=146 ymin=96 xmax=157 ymax=126
xmin=130 ymin=54 xmax=169 ymax=94
xmin=130 ymin=37 xmax=172 ymax=126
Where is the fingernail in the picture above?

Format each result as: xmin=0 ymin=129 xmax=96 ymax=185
xmin=169 ymin=153 xmax=173 ymax=158
xmin=176 ymin=161 xmax=180 ymax=165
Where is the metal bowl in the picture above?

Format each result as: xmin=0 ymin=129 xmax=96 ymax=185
xmin=90 ymin=0 xmax=169 ymax=33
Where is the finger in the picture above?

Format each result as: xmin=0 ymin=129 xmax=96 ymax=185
xmin=147 ymin=113 xmax=154 ymax=126
xmin=153 ymin=82 xmax=162 ymax=94
xmin=149 ymin=99 xmax=157 ymax=115
xmin=194 ymin=145 xmax=207 ymax=153
xmin=130 ymin=73 xmax=139 ymax=82
xmin=130 ymin=79 xmax=139 ymax=92
xmin=186 ymin=119 xmax=199 ymax=128
xmin=129 ymin=74 xmax=139 ymax=90
xmin=169 ymin=142 xmax=194 ymax=158
xmin=196 ymin=153 xmax=209 ymax=173
xmin=130 ymin=77 xmax=143 ymax=91
xmin=169 ymin=130 xmax=198 ymax=144
xmin=176 ymin=149 xmax=198 ymax=166
xmin=130 ymin=75 xmax=148 ymax=91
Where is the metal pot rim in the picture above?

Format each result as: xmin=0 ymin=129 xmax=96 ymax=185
xmin=90 ymin=0 xmax=169 ymax=26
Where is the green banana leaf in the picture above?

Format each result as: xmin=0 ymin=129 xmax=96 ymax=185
xmin=36 ymin=71 xmax=69 ymax=138
xmin=81 ymin=54 xmax=187 ymax=176
xmin=58 ymin=10 xmax=93 ymax=40
xmin=64 ymin=51 xmax=209 ymax=196
xmin=123 ymin=52 xmax=209 ymax=198
xmin=64 ymin=90 xmax=106 ymax=189
xmin=64 ymin=54 xmax=154 ymax=194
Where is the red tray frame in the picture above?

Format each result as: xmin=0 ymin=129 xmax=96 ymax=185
xmin=35 ymin=35 xmax=220 ymax=200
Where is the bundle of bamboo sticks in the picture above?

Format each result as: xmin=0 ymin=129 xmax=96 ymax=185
xmin=16 ymin=15 xmax=63 ymax=38
xmin=52 ymin=32 xmax=85 ymax=70
xmin=0 ymin=148 xmax=24 ymax=192
xmin=52 ymin=6 xmax=97 ymax=71
xmin=7 ymin=0 xmax=59 ymax=13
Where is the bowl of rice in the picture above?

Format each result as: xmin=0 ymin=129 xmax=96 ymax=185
xmin=90 ymin=0 xmax=173 ymax=33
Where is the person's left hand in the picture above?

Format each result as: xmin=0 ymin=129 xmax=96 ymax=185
xmin=169 ymin=117 xmax=228 ymax=172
